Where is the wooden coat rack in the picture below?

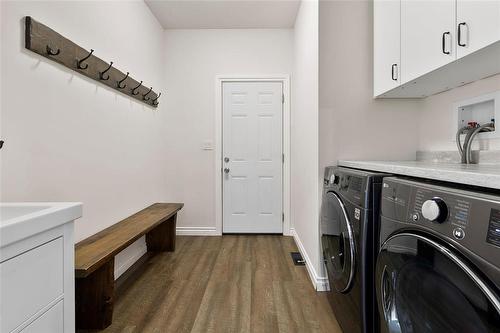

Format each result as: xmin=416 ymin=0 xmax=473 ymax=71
xmin=25 ymin=16 xmax=161 ymax=108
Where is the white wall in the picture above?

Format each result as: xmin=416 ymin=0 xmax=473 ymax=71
xmin=317 ymin=0 xmax=420 ymax=285
xmin=319 ymin=0 xmax=420 ymax=169
xmin=162 ymin=29 xmax=293 ymax=234
xmin=417 ymin=74 xmax=500 ymax=152
xmin=0 ymin=1 xmax=167 ymax=278
xmin=290 ymin=0 xmax=322 ymax=289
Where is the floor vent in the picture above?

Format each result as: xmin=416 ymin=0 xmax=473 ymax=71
xmin=290 ymin=252 xmax=306 ymax=266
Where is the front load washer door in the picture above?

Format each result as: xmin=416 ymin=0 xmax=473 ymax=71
xmin=376 ymin=233 xmax=500 ymax=333
xmin=321 ymin=191 xmax=356 ymax=293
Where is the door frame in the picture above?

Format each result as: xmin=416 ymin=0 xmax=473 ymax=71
xmin=215 ymin=75 xmax=291 ymax=235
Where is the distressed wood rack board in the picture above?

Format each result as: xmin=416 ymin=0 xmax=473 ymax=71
xmin=25 ymin=16 xmax=161 ymax=108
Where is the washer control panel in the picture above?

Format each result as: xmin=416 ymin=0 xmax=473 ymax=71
xmin=381 ymin=177 xmax=500 ymax=268
xmin=323 ymin=167 xmax=368 ymax=208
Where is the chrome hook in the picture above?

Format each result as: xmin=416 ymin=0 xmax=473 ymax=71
xmin=99 ymin=61 xmax=113 ymax=80
xmin=117 ymin=72 xmax=129 ymax=89
xmin=46 ymin=45 xmax=60 ymax=56
xmin=152 ymin=92 xmax=161 ymax=106
xmin=143 ymin=87 xmax=153 ymax=101
xmin=131 ymin=81 xmax=143 ymax=95
xmin=77 ymin=49 xmax=94 ymax=70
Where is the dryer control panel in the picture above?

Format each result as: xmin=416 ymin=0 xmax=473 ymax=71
xmin=412 ymin=188 xmax=471 ymax=228
xmin=381 ymin=177 xmax=500 ymax=267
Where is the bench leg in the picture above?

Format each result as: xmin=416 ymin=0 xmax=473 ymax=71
xmin=146 ymin=213 xmax=177 ymax=252
xmin=75 ymin=259 xmax=115 ymax=330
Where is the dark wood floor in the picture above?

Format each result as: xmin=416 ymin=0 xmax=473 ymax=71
xmin=100 ymin=235 xmax=342 ymax=333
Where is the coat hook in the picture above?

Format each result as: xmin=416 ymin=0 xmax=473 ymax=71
xmin=77 ymin=49 xmax=94 ymax=70
xmin=131 ymin=81 xmax=143 ymax=95
xmin=143 ymin=87 xmax=153 ymax=101
xmin=99 ymin=61 xmax=113 ymax=80
xmin=117 ymin=72 xmax=129 ymax=89
xmin=152 ymin=92 xmax=161 ymax=106
xmin=46 ymin=45 xmax=60 ymax=56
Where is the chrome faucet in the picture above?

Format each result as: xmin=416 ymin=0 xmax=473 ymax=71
xmin=456 ymin=122 xmax=495 ymax=164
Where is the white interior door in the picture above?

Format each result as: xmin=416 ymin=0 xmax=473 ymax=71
xmin=222 ymin=81 xmax=283 ymax=233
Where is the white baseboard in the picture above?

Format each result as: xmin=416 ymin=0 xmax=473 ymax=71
xmin=114 ymin=242 xmax=147 ymax=279
xmin=316 ymin=276 xmax=330 ymax=292
xmin=290 ymin=228 xmax=329 ymax=291
xmin=176 ymin=226 xmax=220 ymax=236
xmin=176 ymin=226 xmax=293 ymax=236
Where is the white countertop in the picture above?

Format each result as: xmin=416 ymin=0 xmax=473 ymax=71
xmin=338 ymin=160 xmax=500 ymax=190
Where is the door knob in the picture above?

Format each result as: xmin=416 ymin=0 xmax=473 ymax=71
xmin=224 ymin=168 xmax=230 ymax=174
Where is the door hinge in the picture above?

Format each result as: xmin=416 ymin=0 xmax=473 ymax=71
xmin=282 ymin=213 xmax=285 ymax=222
xmin=282 ymin=153 xmax=285 ymax=163
xmin=282 ymin=94 xmax=285 ymax=104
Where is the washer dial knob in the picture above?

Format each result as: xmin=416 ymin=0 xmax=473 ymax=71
xmin=421 ymin=198 xmax=448 ymax=223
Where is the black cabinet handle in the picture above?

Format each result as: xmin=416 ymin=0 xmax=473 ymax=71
xmin=391 ymin=64 xmax=398 ymax=81
xmin=442 ymin=32 xmax=451 ymax=54
xmin=458 ymin=22 xmax=467 ymax=47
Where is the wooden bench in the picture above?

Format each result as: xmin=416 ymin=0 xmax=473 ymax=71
xmin=74 ymin=203 xmax=183 ymax=330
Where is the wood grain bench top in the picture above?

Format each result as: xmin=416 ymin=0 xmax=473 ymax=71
xmin=75 ymin=203 xmax=183 ymax=278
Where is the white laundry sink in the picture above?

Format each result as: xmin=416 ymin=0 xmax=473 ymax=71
xmin=0 ymin=202 xmax=82 ymax=247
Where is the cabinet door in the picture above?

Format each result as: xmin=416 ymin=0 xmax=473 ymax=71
xmin=401 ymin=0 xmax=456 ymax=84
xmin=0 ymin=238 xmax=63 ymax=333
xmin=374 ymin=0 xmax=401 ymax=97
xmin=457 ymin=0 xmax=500 ymax=58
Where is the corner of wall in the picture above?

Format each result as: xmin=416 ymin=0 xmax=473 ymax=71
xmin=291 ymin=228 xmax=328 ymax=291
xmin=291 ymin=0 xmax=322 ymax=289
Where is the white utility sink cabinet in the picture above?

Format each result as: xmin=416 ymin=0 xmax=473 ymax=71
xmin=0 ymin=203 xmax=82 ymax=333
xmin=374 ymin=0 xmax=500 ymax=98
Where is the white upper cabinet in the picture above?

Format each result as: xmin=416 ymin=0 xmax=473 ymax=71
xmin=401 ymin=0 xmax=456 ymax=84
xmin=374 ymin=0 xmax=500 ymax=98
xmin=374 ymin=0 xmax=401 ymax=96
xmin=456 ymin=0 xmax=500 ymax=58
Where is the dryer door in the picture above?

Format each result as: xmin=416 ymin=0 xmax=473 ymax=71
xmin=376 ymin=232 xmax=500 ymax=333
xmin=321 ymin=191 xmax=356 ymax=293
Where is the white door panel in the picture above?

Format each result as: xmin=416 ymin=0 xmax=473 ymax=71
xmin=457 ymin=0 xmax=500 ymax=58
xmin=401 ymin=0 xmax=456 ymax=84
xmin=223 ymin=82 xmax=282 ymax=233
xmin=374 ymin=0 xmax=401 ymax=97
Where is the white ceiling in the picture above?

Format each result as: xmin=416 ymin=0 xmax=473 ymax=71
xmin=145 ymin=0 xmax=301 ymax=29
